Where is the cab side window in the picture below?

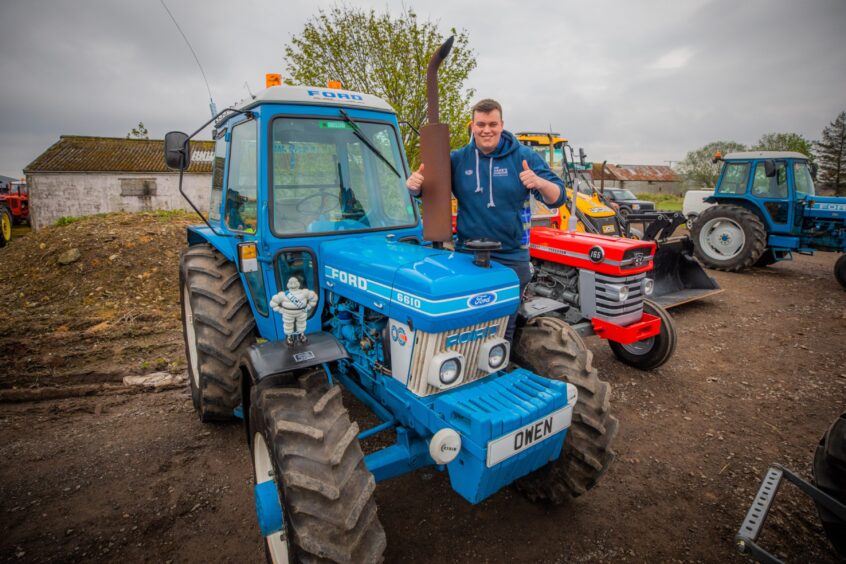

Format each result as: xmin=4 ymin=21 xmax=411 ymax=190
xmin=751 ymin=162 xmax=788 ymax=198
xmin=225 ymin=120 xmax=258 ymax=232
xmin=718 ymin=163 xmax=750 ymax=195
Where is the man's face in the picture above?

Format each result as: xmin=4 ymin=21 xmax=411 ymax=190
xmin=471 ymin=109 xmax=503 ymax=154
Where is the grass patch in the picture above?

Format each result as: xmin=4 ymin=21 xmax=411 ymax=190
xmin=636 ymin=193 xmax=682 ymax=211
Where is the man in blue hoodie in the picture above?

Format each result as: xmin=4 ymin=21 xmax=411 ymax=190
xmin=407 ymin=99 xmax=567 ymax=341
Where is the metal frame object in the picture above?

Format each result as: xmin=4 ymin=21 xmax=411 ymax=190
xmin=736 ymin=464 xmax=846 ymax=563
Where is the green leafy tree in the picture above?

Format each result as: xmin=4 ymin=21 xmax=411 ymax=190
xmin=814 ymin=111 xmax=846 ymax=195
xmin=753 ymin=132 xmax=815 ymax=166
xmin=678 ymin=141 xmax=747 ymax=187
xmin=127 ymin=122 xmax=149 ymax=140
xmin=283 ymin=7 xmax=476 ymax=168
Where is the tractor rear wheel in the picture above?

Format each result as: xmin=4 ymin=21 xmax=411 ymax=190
xmin=180 ymin=244 xmax=256 ymax=422
xmin=512 ymin=316 xmax=618 ymax=503
xmin=249 ymin=369 xmax=386 ymax=563
xmin=692 ymin=204 xmax=766 ymax=271
xmin=835 ymin=254 xmax=846 ymax=290
xmin=608 ymin=299 xmax=677 ymax=370
xmin=812 ymin=411 xmax=846 ymax=558
xmin=0 ymin=206 xmax=11 ymax=247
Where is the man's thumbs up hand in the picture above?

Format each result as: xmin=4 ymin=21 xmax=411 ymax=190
xmin=519 ymin=159 xmax=540 ymax=190
xmin=407 ymin=163 xmax=425 ymax=193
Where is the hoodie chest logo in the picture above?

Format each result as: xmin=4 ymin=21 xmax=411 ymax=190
xmin=492 ymin=166 xmax=509 ymax=177
xmin=465 ymin=169 xmax=474 ymax=175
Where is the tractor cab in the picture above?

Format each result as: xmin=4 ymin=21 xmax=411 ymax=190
xmin=710 ymin=151 xmax=818 ymax=236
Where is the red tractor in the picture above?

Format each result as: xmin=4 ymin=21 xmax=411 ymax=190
xmin=0 ymin=180 xmax=29 ymax=226
xmin=524 ymin=226 xmax=676 ymax=370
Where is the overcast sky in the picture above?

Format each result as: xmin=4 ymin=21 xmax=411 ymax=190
xmin=1 ymin=0 xmax=844 ymax=178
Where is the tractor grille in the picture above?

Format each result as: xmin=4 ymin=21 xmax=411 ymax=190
xmin=407 ymin=316 xmax=508 ymax=397
xmin=579 ymin=270 xmax=645 ymax=326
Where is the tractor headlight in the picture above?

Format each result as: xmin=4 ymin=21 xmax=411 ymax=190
xmin=428 ymin=352 xmax=465 ymax=389
xmin=478 ymin=338 xmax=510 ymax=372
xmin=606 ymin=284 xmax=629 ymax=302
xmin=632 ymin=204 xmax=640 ymax=210
xmin=642 ymin=278 xmax=654 ymax=296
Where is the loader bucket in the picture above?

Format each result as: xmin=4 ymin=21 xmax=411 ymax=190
xmin=650 ymin=236 xmax=722 ymax=308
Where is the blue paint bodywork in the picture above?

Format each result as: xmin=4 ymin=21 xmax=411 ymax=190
xmin=185 ymin=96 xmax=575 ymax=508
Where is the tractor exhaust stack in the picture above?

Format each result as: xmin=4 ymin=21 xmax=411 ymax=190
xmin=420 ymin=36 xmax=455 ymax=245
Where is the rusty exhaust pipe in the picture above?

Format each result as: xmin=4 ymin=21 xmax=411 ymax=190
xmin=420 ymin=36 xmax=455 ymax=245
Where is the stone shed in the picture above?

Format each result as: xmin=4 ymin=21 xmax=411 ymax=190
xmin=592 ymin=163 xmax=681 ymax=195
xmin=24 ymin=136 xmax=214 ymax=230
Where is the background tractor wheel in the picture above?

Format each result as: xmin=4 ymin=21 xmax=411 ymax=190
xmin=249 ymin=369 xmax=386 ymax=563
xmin=812 ymin=411 xmax=846 ymax=558
xmin=180 ymin=244 xmax=256 ymax=422
xmin=834 ymin=254 xmax=846 ymax=290
xmin=608 ymin=299 xmax=677 ymax=371
xmin=0 ymin=206 xmax=11 ymax=247
xmin=512 ymin=316 xmax=618 ymax=503
xmin=692 ymin=204 xmax=766 ymax=271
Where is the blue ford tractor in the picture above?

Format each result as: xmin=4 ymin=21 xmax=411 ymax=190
xmin=690 ymin=151 xmax=846 ymax=288
xmin=165 ymin=40 xmax=617 ymax=563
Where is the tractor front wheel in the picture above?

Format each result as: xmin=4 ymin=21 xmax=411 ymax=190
xmin=608 ymin=299 xmax=677 ymax=371
xmin=835 ymin=254 xmax=846 ymax=290
xmin=249 ymin=369 xmax=386 ymax=563
xmin=180 ymin=244 xmax=256 ymax=421
xmin=513 ymin=316 xmax=619 ymax=503
xmin=692 ymin=204 xmax=766 ymax=271
xmin=812 ymin=411 xmax=846 ymax=558
xmin=0 ymin=206 xmax=11 ymax=247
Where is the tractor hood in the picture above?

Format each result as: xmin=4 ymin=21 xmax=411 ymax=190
xmin=320 ymin=235 xmax=520 ymax=332
xmin=806 ymin=196 xmax=846 ymax=219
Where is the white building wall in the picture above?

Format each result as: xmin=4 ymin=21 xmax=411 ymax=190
xmin=599 ymin=179 xmax=683 ymax=195
xmin=27 ymin=172 xmax=211 ymax=230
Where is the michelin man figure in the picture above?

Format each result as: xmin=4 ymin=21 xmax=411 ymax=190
xmin=270 ymin=277 xmax=318 ymax=345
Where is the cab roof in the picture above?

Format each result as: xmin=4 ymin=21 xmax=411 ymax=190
xmin=235 ymin=85 xmax=395 ymax=114
xmin=724 ymin=151 xmax=808 ymax=161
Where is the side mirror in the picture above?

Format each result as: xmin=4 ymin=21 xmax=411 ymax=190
xmin=579 ymin=147 xmax=586 ymax=166
xmin=810 ymin=163 xmax=818 ymax=179
xmin=164 ymin=131 xmax=191 ymax=171
xmin=764 ymin=159 xmax=776 ymax=178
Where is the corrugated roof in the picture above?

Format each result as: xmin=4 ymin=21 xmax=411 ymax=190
xmin=24 ymin=136 xmax=215 ymax=174
xmin=592 ymin=163 xmax=677 ymax=182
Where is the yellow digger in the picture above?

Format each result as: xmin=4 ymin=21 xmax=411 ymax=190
xmin=516 ymin=132 xmax=721 ymax=308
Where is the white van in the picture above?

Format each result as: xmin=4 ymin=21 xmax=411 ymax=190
xmin=682 ymin=190 xmax=714 ymax=229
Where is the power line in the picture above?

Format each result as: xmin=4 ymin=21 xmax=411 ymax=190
xmin=159 ymin=0 xmax=217 ymax=117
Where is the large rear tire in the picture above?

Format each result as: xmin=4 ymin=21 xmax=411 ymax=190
xmin=180 ymin=244 xmax=256 ymax=422
xmin=834 ymin=254 xmax=846 ymax=290
xmin=692 ymin=204 xmax=766 ymax=271
xmin=608 ymin=299 xmax=677 ymax=370
xmin=512 ymin=317 xmax=618 ymax=503
xmin=249 ymin=369 xmax=386 ymax=563
xmin=812 ymin=411 xmax=846 ymax=558
xmin=0 ymin=206 xmax=11 ymax=247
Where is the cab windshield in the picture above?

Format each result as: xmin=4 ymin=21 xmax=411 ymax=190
xmin=270 ymin=117 xmax=416 ymax=236
xmin=793 ymin=161 xmax=815 ymax=196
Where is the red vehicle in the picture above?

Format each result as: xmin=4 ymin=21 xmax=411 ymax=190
xmin=0 ymin=180 xmax=29 ymax=226
xmin=525 ymin=226 xmax=676 ymax=370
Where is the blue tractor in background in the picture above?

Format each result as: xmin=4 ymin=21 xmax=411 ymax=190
xmin=165 ymin=40 xmax=617 ymax=563
xmin=690 ymin=151 xmax=846 ymax=288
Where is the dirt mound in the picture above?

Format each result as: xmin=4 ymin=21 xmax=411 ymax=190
xmin=0 ymin=211 xmax=196 ymax=388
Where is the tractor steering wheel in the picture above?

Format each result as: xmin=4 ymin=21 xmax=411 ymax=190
xmin=296 ymin=190 xmax=340 ymax=215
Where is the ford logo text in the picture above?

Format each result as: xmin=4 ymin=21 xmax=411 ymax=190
xmin=467 ymin=292 xmax=497 ymax=308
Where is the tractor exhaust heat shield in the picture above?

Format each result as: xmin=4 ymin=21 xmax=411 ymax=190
xmin=420 ymin=36 xmax=455 ymax=244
